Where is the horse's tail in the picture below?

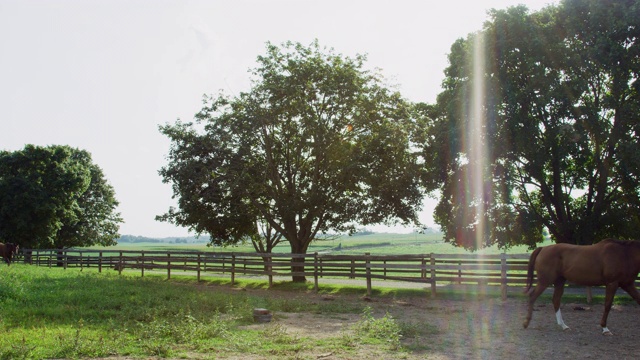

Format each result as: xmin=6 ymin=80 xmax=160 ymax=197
xmin=524 ymin=247 xmax=543 ymax=293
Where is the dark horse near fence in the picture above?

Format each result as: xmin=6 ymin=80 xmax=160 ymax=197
xmin=523 ymin=239 xmax=640 ymax=335
xmin=0 ymin=242 xmax=19 ymax=266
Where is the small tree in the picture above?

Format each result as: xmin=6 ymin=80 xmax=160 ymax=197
xmin=159 ymin=40 xmax=424 ymax=281
xmin=0 ymin=145 xmax=122 ymax=249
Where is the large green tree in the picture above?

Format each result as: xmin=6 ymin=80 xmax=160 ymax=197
xmin=419 ymin=0 xmax=640 ymax=249
xmin=159 ymin=41 xmax=423 ymax=280
xmin=0 ymin=145 xmax=122 ymax=249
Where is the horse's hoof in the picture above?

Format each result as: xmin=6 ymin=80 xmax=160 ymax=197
xmin=602 ymin=330 xmax=613 ymax=336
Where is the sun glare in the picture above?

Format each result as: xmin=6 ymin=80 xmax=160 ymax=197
xmin=469 ymin=32 xmax=487 ymax=249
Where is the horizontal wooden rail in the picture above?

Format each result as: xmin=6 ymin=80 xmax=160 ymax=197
xmin=17 ymin=248 xmax=604 ymax=300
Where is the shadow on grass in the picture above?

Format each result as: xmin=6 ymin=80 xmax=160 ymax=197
xmin=152 ymin=272 xmax=541 ymax=302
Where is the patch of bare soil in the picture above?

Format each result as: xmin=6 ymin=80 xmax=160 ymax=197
xmin=233 ymin=286 xmax=640 ymax=360
xmin=241 ymin=311 xmax=360 ymax=339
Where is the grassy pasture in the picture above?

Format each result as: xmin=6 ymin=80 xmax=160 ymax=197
xmin=0 ymin=257 xmax=617 ymax=359
xmin=0 ymin=264 xmax=440 ymax=359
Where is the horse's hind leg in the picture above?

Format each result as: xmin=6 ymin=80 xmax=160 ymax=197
xmin=600 ymin=283 xmax=619 ymax=335
xmin=621 ymin=283 xmax=640 ymax=305
xmin=552 ymin=279 xmax=570 ymax=330
xmin=524 ymin=282 xmax=548 ymax=328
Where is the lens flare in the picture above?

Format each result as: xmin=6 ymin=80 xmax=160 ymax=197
xmin=469 ymin=32 xmax=487 ymax=249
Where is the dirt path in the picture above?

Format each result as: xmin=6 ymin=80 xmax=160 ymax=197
xmin=234 ymin=285 xmax=640 ymax=359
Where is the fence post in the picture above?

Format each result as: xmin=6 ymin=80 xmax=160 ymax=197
xmin=197 ymin=253 xmax=201 ymax=282
xmin=365 ymin=253 xmax=372 ymax=297
xmin=63 ymin=250 xmax=67 ymax=270
xmin=203 ymin=253 xmax=207 ymax=272
xmin=98 ymin=251 xmax=103 ymax=273
xmin=167 ymin=253 xmax=171 ymax=280
xmin=267 ymin=254 xmax=273 ymax=288
xmin=352 ymin=259 xmax=358 ymax=279
xmin=231 ymin=254 xmax=236 ymax=286
xmin=118 ymin=251 xmax=123 ymax=275
xmin=384 ymin=260 xmax=387 ymax=279
xmin=314 ymin=252 xmax=319 ymax=292
xmin=80 ymin=251 xmax=83 ymax=271
xmin=501 ymin=253 xmax=507 ymax=301
xmin=430 ymin=253 xmax=436 ymax=298
xmin=141 ymin=251 xmax=145 ymax=277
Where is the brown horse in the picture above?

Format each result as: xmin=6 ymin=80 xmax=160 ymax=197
xmin=0 ymin=242 xmax=19 ymax=266
xmin=523 ymin=238 xmax=640 ymax=335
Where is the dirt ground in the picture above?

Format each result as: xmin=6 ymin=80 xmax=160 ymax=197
xmin=237 ymin=285 xmax=640 ymax=360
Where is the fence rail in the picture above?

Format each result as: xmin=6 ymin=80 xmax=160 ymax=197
xmin=21 ymin=248 xmax=536 ymax=300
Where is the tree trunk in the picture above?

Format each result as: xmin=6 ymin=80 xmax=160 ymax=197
xmin=291 ymin=254 xmax=306 ymax=283
xmin=290 ymin=241 xmax=310 ymax=283
xmin=56 ymin=247 xmax=65 ymax=267
xmin=261 ymin=254 xmax=272 ymax=273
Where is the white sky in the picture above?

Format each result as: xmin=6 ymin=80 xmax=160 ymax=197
xmin=0 ymin=0 xmax=558 ymax=238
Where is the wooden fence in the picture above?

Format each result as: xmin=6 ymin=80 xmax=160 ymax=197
xmin=21 ymin=248 xmax=533 ymax=300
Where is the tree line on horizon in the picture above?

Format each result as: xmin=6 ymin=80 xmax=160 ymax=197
xmin=1 ymin=1 xmax=638 ymax=275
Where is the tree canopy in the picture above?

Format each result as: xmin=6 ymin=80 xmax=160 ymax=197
xmin=419 ymin=0 xmax=640 ymax=249
xmin=159 ymin=40 xmax=423 ymax=262
xmin=0 ymin=145 xmax=122 ymax=249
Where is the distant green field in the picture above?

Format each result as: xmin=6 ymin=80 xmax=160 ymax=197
xmin=88 ymin=232 xmax=548 ymax=255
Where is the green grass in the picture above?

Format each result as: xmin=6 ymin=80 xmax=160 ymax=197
xmin=89 ymin=232 xmax=552 ymax=255
xmin=2 ymin=260 xmax=631 ymax=359
xmin=0 ymin=264 xmax=434 ymax=359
